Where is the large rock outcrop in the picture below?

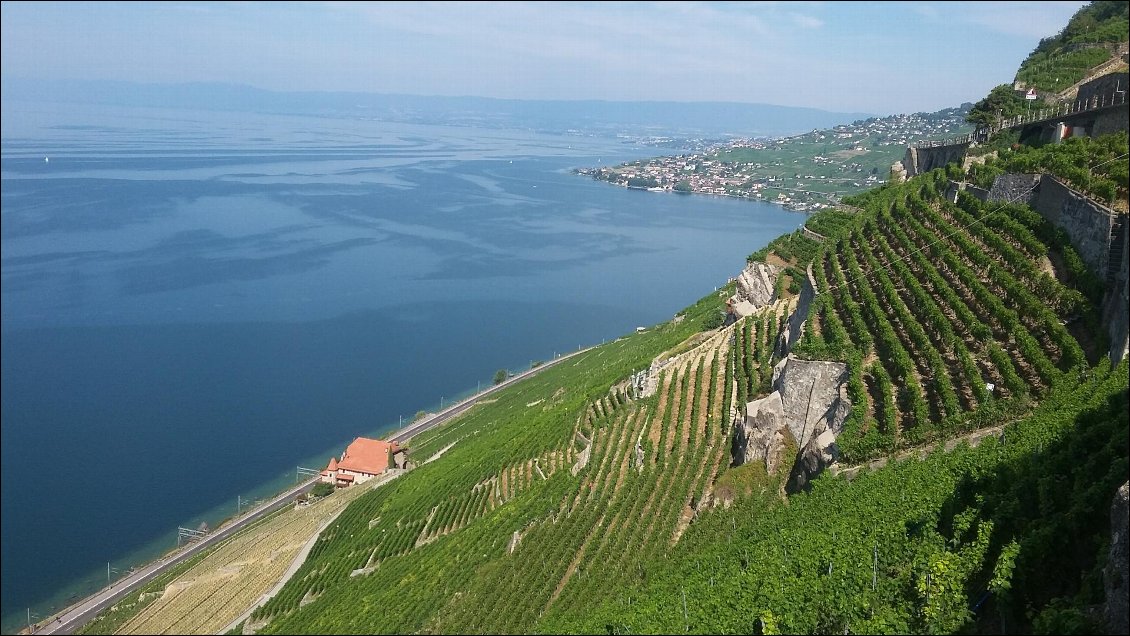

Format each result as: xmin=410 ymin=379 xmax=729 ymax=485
xmin=776 ymin=265 xmax=817 ymax=359
xmin=570 ymin=431 xmax=592 ymax=476
xmin=731 ymin=355 xmax=851 ymax=492
xmin=1105 ymin=482 xmax=1129 ymax=635
xmin=732 ymin=391 xmax=789 ymax=474
xmin=728 ymin=261 xmax=780 ymax=318
xmin=889 ymin=160 xmax=908 ymax=184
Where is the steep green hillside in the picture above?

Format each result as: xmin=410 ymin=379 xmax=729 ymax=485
xmin=238 ymin=158 xmax=1124 ymax=635
xmin=968 ymin=131 xmax=1129 ymax=207
xmin=967 ymin=2 xmax=1127 ymax=128
xmin=540 ymin=358 xmax=1127 ymax=635
xmin=221 ymin=5 xmax=1129 ymax=634
xmin=810 ymin=171 xmax=1095 ymax=461
xmin=244 ymin=289 xmax=751 ymax=634
xmin=1015 ymin=0 xmax=1128 ymax=94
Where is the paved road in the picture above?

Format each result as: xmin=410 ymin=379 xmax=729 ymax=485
xmin=29 ymin=346 xmax=592 ymax=635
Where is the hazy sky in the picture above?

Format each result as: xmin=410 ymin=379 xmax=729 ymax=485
xmin=1 ymin=1 xmax=1088 ymax=114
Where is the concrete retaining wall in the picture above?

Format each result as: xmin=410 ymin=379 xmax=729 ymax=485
xmin=902 ymin=142 xmax=970 ymax=179
xmin=986 ymin=173 xmax=1042 ymax=207
xmin=1031 ymin=175 xmax=1118 ymax=277
xmin=1103 ymin=219 xmax=1129 ymax=364
xmin=1078 ymin=72 xmax=1129 ymax=103
xmin=988 ymin=173 xmax=1128 ymax=363
xmin=1092 ymin=106 xmax=1130 ymax=137
xmin=966 ymin=184 xmax=990 ymax=202
xmin=944 ymin=180 xmax=993 ymax=204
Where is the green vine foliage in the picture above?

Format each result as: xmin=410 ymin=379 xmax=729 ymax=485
xmin=243 ymin=147 xmax=1123 ymax=636
xmin=972 ymin=132 xmax=1128 ymax=204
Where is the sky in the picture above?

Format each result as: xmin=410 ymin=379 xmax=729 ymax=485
xmin=0 ymin=1 xmax=1090 ymax=115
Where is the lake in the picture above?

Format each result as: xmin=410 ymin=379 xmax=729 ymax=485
xmin=0 ymin=99 xmax=803 ymax=631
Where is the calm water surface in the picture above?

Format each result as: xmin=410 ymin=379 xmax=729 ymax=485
xmin=0 ymin=100 xmax=803 ymax=630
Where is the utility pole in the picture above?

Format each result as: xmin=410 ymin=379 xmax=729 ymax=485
xmin=681 ymin=587 xmax=688 ymax=631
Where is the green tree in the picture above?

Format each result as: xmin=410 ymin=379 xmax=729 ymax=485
xmin=701 ymin=310 xmax=726 ymax=330
xmin=310 ymin=482 xmax=334 ymax=498
xmin=493 ymin=369 xmax=508 ymax=385
xmin=966 ymin=84 xmax=1027 ymax=128
xmin=626 ymin=176 xmax=659 ymax=188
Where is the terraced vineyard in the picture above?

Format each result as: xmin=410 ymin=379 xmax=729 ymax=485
xmin=241 ymin=161 xmax=1117 ymax=635
xmin=232 ymin=290 xmax=745 ymax=634
xmin=797 ymin=169 xmax=1094 ymax=462
xmin=436 ymin=329 xmax=740 ymax=633
xmin=59 ymin=5 xmax=1129 ymax=630
xmin=100 ymin=482 xmax=372 ymax=635
xmin=539 ymin=357 xmax=1128 ymax=635
xmin=250 ymin=314 xmax=772 ymax=634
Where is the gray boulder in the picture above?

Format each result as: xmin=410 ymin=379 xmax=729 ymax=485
xmin=731 ymin=355 xmax=850 ymax=491
xmin=729 ymin=262 xmax=780 ymax=317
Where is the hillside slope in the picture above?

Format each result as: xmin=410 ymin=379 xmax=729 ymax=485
xmin=232 ymin=3 xmax=1130 ymax=626
xmin=72 ymin=3 xmax=1124 ymax=634
xmin=1014 ymin=0 xmax=1128 ymax=95
xmin=237 ymin=159 xmax=1125 ymax=635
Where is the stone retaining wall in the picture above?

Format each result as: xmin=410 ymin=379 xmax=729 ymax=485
xmin=986 ymin=173 xmax=1128 ymax=363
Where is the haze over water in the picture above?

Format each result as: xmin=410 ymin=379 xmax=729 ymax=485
xmin=0 ymin=99 xmax=803 ymax=630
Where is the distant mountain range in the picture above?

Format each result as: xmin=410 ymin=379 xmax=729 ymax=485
xmin=1 ymin=77 xmax=874 ymax=139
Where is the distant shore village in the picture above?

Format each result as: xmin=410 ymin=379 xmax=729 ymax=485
xmin=320 ymin=437 xmax=407 ymax=487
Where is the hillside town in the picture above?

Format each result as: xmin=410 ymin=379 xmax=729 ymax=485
xmin=576 ymin=105 xmax=971 ymax=211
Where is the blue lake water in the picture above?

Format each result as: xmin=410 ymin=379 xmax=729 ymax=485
xmin=0 ymin=100 xmax=803 ymax=631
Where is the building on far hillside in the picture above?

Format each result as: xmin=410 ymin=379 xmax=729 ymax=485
xmin=320 ymin=437 xmax=402 ymax=486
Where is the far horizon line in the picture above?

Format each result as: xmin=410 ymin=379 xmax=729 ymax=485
xmin=3 ymin=76 xmax=897 ymax=117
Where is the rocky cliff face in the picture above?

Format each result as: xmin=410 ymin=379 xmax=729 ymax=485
xmin=776 ymin=265 xmax=817 ymax=359
xmin=732 ymin=391 xmax=790 ymax=474
xmin=731 ymin=355 xmax=851 ymax=491
xmin=1105 ymin=481 xmax=1129 ymax=635
xmin=729 ymin=261 xmax=780 ymax=317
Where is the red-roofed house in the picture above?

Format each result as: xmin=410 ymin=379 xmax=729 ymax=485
xmin=320 ymin=437 xmax=400 ymax=486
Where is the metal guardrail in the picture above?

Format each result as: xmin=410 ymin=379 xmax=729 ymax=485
xmin=914 ymin=133 xmax=976 ymax=149
xmin=994 ymin=89 xmax=1128 ymax=132
xmin=913 ymin=88 xmax=1127 ymax=149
